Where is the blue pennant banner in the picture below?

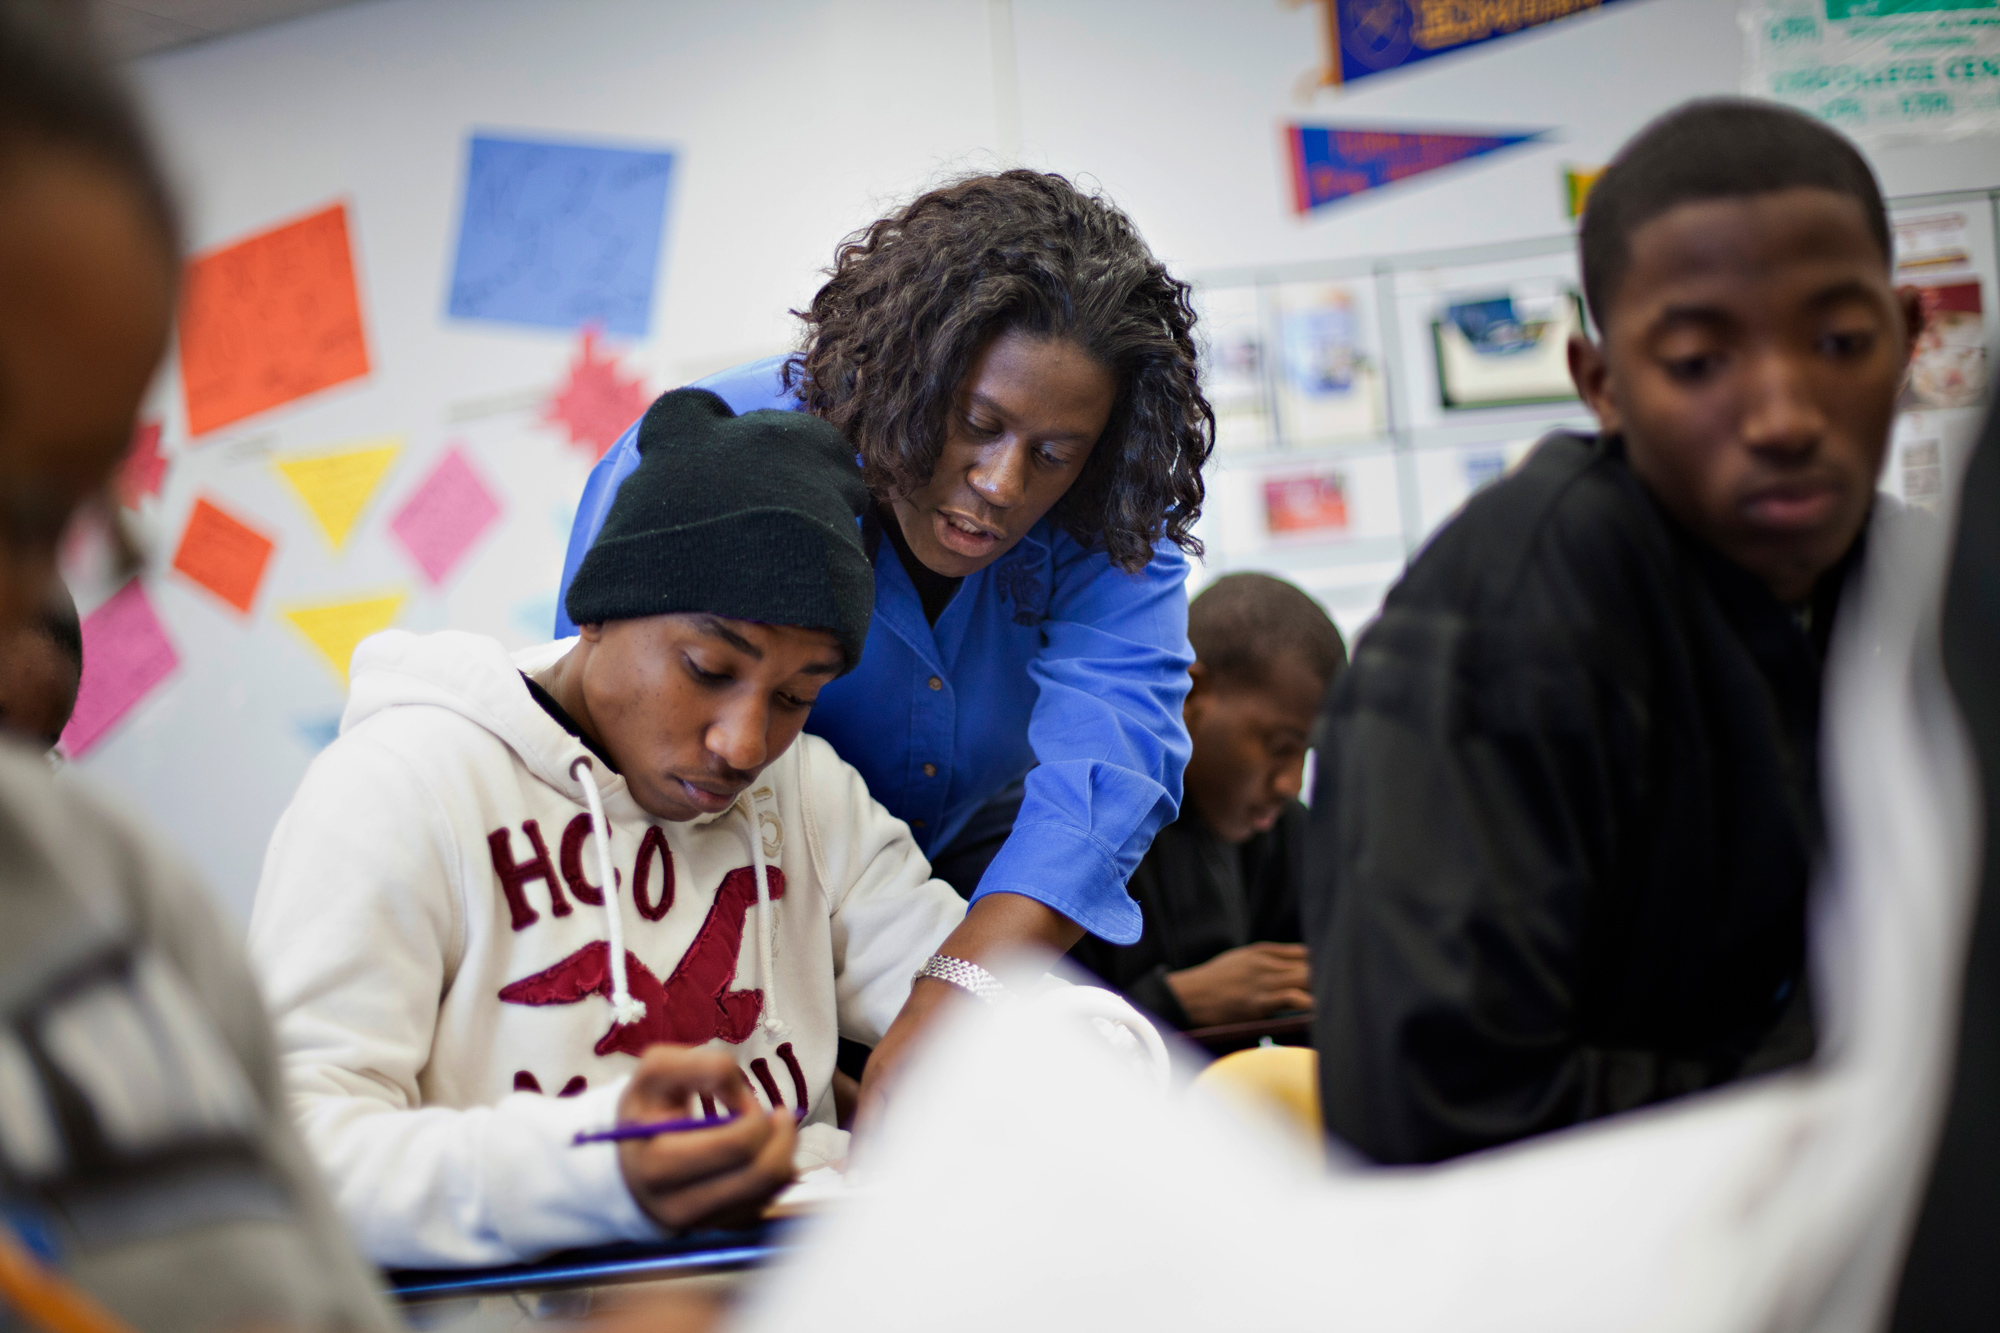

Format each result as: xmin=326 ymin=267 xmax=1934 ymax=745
xmin=1287 ymin=125 xmax=1547 ymax=213
xmin=1333 ymin=0 xmax=1641 ymax=86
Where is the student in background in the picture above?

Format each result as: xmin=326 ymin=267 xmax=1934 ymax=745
xmin=0 ymin=5 xmax=396 ymax=1329
xmin=555 ymin=175 xmax=1214 ymax=1109
xmin=1069 ymin=573 xmax=1344 ymax=1031
xmin=250 ymin=389 xmax=967 ymax=1269
xmin=1306 ymin=99 xmax=1926 ymax=1165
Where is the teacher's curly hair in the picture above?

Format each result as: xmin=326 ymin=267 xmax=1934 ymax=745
xmin=786 ymin=170 xmax=1214 ymax=572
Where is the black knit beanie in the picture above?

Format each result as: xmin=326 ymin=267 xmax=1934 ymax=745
xmin=564 ymin=389 xmax=874 ymax=670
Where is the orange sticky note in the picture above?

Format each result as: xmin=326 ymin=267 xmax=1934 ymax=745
xmin=177 ymin=202 xmax=371 ymax=437
xmin=172 ymin=497 xmax=276 ymax=614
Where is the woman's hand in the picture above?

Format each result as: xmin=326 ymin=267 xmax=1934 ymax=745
xmin=616 ymin=1046 xmax=797 ymax=1232
xmin=855 ymin=892 xmax=1084 ymax=1126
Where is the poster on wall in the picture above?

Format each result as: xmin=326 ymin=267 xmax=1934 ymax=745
xmin=1264 ymin=469 xmax=1351 ymax=537
xmin=1195 ymin=286 xmax=1273 ymax=453
xmin=1742 ymin=0 xmax=2000 ymax=141
xmin=1323 ymin=0 xmax=1641 ymax=87
xmin=1274 ymin=284 xmax=1384 ymax=443
xmin=1902 ymin=281 xmax=1987 ymax=411
xmin=177 ymin=202 xmax=371 ymax=437
xmin=1287 ymin=124 xmax=1545 ymax=213
xmin=1433 ymin=285 xmax=1585 ymax=409
xmin=448 ymin=134 xmax=677 ymax=336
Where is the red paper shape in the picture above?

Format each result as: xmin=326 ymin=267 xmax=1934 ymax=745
xmin=542 ymin=328 xmax=649 ymax=461
xmin=177 ymin=202 xmax=371 ymax=436
xmin=390 ymin=446 xmax=502 ymax=585
xmin=172 ymin=496 xmax=276 ymax=614
xmin=116 ymin=421 xmax=168 ymax=509
xmin=61 ymin=580 xmax=178 ymax=758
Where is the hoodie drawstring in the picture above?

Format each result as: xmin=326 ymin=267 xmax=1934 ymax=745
xmin=571 ymin=756 xmax=645 ymax=1027
xmin=744 ymin=790 xmax=789 ymax=1041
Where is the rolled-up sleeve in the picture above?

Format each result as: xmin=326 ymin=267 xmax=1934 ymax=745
xmin=970 ymin=534 xmax=1193 ymax=945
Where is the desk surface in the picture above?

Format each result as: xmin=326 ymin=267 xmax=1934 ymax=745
xmin=388 ymin=1220 xmax=792 ymax=1301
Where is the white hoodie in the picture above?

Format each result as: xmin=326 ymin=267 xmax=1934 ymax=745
xmin=247 ymin=629 xmax=966 ymax=1269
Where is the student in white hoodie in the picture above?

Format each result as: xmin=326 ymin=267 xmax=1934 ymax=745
xmin=250 ymin=389 xmax=968 ymax=1269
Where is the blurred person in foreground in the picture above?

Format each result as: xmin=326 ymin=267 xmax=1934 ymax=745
xmin=0 ymin=4 xmax=395 ymax=1329
xmin=1305 ymin=99 xmax=1928 ymax=1164
xmin=1069 ymin=573 xmax=1344 ymax=1031
xmin=0 ymin=573 xmax=79 ymax=752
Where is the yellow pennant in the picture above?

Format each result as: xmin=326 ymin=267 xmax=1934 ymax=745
xmin=282 ymin=591 xmax=406 ymax=685
xmin=273 ymin=439 xmax=401 ymax=551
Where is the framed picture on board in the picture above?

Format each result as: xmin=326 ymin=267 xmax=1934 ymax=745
xmin=1263 ymin=468 xmax=1350 ymax=538
xmin=1432 ymin=285 xmax=1585 ymax=409
xmin=1275 ymin=284 xmax=1384 ymax=445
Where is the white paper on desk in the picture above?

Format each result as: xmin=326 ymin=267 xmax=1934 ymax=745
xmin=732 ymin=498 xmax=1977 ymax=1333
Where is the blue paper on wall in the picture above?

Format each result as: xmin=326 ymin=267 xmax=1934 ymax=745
xmin=447 ymin=134 xmax=675 ymax=336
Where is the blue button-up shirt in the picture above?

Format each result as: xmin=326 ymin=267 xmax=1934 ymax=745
xmin=555 ymin=356 xmax=1192 ymax=944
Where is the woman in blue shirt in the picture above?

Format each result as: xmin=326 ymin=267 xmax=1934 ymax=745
xmin=558 ymin=171 xmax=1212 ymax=1100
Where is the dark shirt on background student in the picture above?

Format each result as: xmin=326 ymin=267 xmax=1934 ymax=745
xmin=1306 ymin=100 xmax=1926 ymax=1165
xmin=1069 ymin=574 xmax=1344 ymax=1030
xmin=1071 ymin=801 xmax=1306 ymax=1029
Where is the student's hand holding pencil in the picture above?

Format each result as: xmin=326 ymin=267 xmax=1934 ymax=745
xmin=614 ymin=1046 xmax=797 ymax=1233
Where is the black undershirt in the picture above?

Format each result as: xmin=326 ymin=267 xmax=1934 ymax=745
xmin=878 ymin=504 xmax=963 ymax=627
xmin=521 ymin=672 xmax=620 ymax=773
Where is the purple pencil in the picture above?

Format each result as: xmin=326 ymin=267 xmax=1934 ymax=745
xmin=571 ymin=1113 xmax=736 ymax=1146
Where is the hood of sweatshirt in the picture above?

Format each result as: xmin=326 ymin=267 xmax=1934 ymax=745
xmin=344 ymin=629 xmax=754 ymax=1035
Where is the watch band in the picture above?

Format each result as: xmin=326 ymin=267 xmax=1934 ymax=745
xmin=914 ymin=954 xmax=1007 ymax=1004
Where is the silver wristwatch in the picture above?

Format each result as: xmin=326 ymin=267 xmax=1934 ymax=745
xmin=914 ymin=954 xmax=1007 ymax=1004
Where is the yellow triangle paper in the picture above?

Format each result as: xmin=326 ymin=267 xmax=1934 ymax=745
xmin=282 ymin=591 xmax=406 ymax=685
xmin=272 ymin=439 xmax=401 ymax=551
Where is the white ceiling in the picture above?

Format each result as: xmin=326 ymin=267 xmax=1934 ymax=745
xmin=93 ymin=0 xmax=370 ymax=59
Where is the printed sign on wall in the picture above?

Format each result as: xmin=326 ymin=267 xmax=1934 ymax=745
xmin=1744 ymin=0 xmax=2000 ymax=140
xmin=1287 ymin=125 xmax=1545 ymax=212
xmin=1324 ymin=0 xmax=1640 ymax=87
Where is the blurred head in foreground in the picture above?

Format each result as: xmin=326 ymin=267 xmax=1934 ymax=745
xmin=0 ymin=0 xmax=176 ymax=632
xmin=0 ymin=571 xmax=79 ymax=750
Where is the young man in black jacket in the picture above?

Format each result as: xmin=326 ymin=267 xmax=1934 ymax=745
xmin=1071 ymin=573 xmax=1344 ymax=1030
xmin=1306 ymin=99 xmax=1926 ymax=1164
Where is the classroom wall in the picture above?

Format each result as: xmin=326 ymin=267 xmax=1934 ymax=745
xmin=82 ymin=0 xmax=1998 ymax=922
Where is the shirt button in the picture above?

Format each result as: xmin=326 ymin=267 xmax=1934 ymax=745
xmin=927 ymin=676 xmax=943 ymax=691
xmin=911 ymin=818 xmax=927 ymax=829
xmin=923 ymin=763 xmax=937 ymax=777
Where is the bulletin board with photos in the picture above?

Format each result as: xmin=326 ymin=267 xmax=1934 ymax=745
xmin=1190 ymin=187 xmax=2000 ymax=643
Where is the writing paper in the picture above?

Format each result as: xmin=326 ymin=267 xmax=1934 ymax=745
xmin=447 ymin=135 xmax=675 ymax=336
xmin=542 ymin=329 xmax=650 ymax=461
xmin=282 ymin=592 xmax=406 ymax=685
xmin=171 ymin=497 xmax=276 ymax=615
xmin=116 ymin=421 xmax=168 ymax=510
xmin=273 ymin=439 xmax=401 ymax=550
xmin=177 ymin=202 xmax=371 ymax=436
xmin=61 ymin=580 xmax=178 ymax=758
xmin=389 ymin=446 xmax=502 ymax=585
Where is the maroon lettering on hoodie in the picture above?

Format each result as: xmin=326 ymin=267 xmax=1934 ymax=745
xmin=558 ymin=813 xmax=617 ymax=907
xmin=489 ymin=820 xmax=568 ymax=930
xmin=632 ymin=826 xmax=673 ymax=921
xmin=497 ymin=865 xmax=786 ymax=1054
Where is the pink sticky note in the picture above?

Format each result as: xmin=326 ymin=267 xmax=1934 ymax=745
xmin=390 ymin=446 xmax=502 ymax=585
xmin=62 ymin=580 xmax=179 ymax=758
